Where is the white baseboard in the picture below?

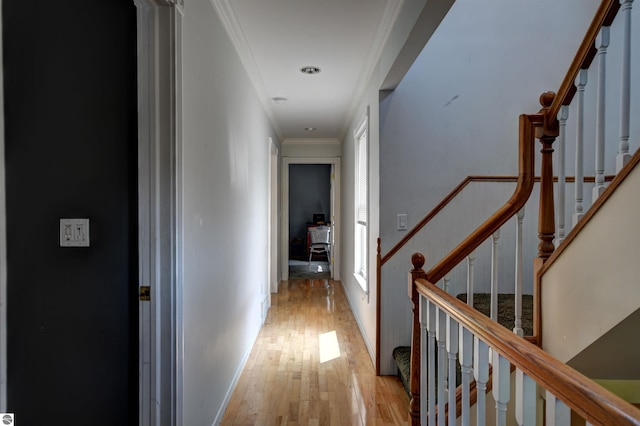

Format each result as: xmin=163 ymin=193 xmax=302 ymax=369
xmin=211 ymin=319 xmax=263 ymax=425
xmin=338 ymin=280 xmax=376 ymax=367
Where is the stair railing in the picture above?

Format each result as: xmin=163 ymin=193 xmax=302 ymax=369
xmin=412 ymin=255 xmax=640 ymax=426
xmin=406 ymin=0 xmax=639 ymax=423
xmin=405 ymin=101 xmax=548 ymax=424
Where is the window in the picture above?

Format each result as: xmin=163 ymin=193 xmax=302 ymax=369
xmin=354 ymin=114 xmax=368 ymax=292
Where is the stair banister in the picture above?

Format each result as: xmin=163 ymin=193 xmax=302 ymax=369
xmin=414 ymin=271 xmax=640 ymax=425
xmin=425 ymin=108 xmax=543 ymax=284
xmin=548 ymin=0 xmax=620 ymax=118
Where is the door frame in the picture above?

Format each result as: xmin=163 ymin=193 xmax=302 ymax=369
xmin=281 ymin=157 xmax=341 ymax=282
xmin=135 ymin=1 xmax=183 ymax=425
xmin=268 ymin=139 xmax=279 ymax=296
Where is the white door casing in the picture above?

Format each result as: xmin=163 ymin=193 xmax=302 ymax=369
xmin=134 ymin=1 xmax=183 ymax=425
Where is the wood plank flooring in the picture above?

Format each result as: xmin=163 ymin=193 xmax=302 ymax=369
xmin=221 ymin=278 xmax=409 ymax=425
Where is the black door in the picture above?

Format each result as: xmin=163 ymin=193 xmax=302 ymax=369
xmin=3 ymin=0 xmax=138 ymax=424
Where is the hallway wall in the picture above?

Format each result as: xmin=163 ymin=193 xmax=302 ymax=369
xmin=181 ymin=0 xmax=280 ymax=423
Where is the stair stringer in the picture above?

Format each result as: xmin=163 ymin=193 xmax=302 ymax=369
xmin=540 ymin=153 xmax=640 ymax=364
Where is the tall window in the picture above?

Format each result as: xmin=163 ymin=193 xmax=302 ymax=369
xmin=354 ymin=115 xmax=368 ymax=292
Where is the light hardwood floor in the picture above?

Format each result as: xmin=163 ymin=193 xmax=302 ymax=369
xmin=221 ymin=277 xmax=409 ymax=425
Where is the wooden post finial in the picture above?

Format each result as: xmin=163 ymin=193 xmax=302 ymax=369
xmin=411 ymin=253 xmax=425 ymax=271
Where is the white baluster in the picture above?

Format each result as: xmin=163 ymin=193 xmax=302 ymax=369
xmin=437 ymin=308 xmax=447 ymax=426
xmin=467 ymin=250 xmax=476 ymax=308
xmin=446 ymin=316 xmax=459 ymax=426
xmin=573 ymin=69 xmax=588 ymax=226
xmin=426 ymin=299 xmax=437 ymax=426
xmin=473 ymin=338 xmax=489 ymax=426
xmin=617 ymin=0 xmax=634 ymax=172
xmin=492 ymin=352 xmax=511 ymax=426
xmin=420 ymin=296 xmax=429 ymax=426
xmin=593 ymin=26 xmax=610 ymax=202
xmin=557 ymin=106 xmax=569 ymax=243
xmin=513 ymin=209 xmax=525 ymax=336
xmin=546 ymin=391 xmax=571 ymax=426
xmin=516 ymin=370 xmax=537 ymax=425
xmin=443 ymin=273 xmax=451 ymax=294
xmin=491 ymin=230 xmax=500 ymax=322
xmin=459 ymin=327 xmax=473 ymax=426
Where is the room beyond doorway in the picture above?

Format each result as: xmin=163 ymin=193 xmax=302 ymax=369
xmin=281 ymin=157 xmax=341 ymax=283
xmin=288 ymin=164 xmax=331 ymax=261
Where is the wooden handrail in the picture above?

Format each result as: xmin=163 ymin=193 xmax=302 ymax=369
xmin=425 ymin=112 xmax=542 ymax=283
xmin=379 ymin=176 xmax=516 ymax=265
xmin=378 ymin=175 xmax=612 ymax=266
xmin=415 ymin=277 xmax=640 ymax=425
xmin=549 ymin=0 xmax=620 ymax=118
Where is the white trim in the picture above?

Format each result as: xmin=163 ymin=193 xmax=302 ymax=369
xmin=268 ymin=139 xmax=279 ymax=296
xmin=134 ymin=1 xmax=182 ymax=425
xmin=211 ymin=319 xmax=263 ymax=425
xmin=0 ymin=0 xmax=7 ymax=410
xmin=281 ymin=157 xmax=341 ymax=282
xmin=353 ymin=112 xmax=369 ymax=295
xmin=282 ymin=138 xmax=341 ymax=146
xmin=210 ymin=0 xmax=283 ymax=140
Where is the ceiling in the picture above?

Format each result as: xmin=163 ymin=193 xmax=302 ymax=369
xmin=212 ymin=0 xmax=403 ymax=141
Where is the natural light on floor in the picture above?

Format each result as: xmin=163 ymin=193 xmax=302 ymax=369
xmin=319 ymin=330 xmax=341 ymax=363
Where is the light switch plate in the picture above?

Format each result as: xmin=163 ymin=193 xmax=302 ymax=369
xmin=397 ymin=213 xmax=408 ymax=231
xmin=60 ymin=218 xmax=90 ymax=247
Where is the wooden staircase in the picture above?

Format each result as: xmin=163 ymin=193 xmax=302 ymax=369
xmin=377 ymin=0 xmax=640 ymax=424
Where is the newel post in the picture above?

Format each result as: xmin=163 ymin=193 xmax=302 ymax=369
xmin=409 ymin=253 xmax=426 ymax=426
xmin=536 ymin=91 xmax=558 ymax=261
xmin=534 ymin=92 xmax=558 ymax=344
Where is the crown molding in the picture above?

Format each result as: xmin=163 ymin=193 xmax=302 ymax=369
xmin=134 ymin=0 xmax=183 ymax=11
xmin=283 ymin=138 xmax=341 ymax=146
xmin=210 ymin=0 xmax=283 ymax=140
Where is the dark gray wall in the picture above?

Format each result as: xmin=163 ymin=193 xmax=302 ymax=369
xmin=289 ymin=164 xmax=331 ymax=258
xmin=3 ymin=1 xmax=138 ymax=424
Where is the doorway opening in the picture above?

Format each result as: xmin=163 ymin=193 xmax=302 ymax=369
xmin=281 ymin=157 xmax=341 ymax=283
xmin=288 ymin=164 xmax=331 ymax=279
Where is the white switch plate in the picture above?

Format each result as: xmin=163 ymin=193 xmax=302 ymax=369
xmin=397 ymin=213 xmax=408 ymax=230
xmin=60 ymin=218 xmax=90 ymax=247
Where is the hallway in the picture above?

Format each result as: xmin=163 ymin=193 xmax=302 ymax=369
xmin=221 ymin=278 xmax=408 ymax=425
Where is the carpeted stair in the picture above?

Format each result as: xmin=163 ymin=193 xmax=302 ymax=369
xmin=392 ymin=293 xmax=533 ymax=396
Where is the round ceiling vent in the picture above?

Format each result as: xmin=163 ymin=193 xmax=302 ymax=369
xmin=300 ymin=66 xmax=321 ymax=75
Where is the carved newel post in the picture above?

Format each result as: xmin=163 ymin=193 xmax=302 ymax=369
xmin=535 ymin=91 xmax=558 ymax=261
xmin=409 ymin=253 xmax=426 ymax=426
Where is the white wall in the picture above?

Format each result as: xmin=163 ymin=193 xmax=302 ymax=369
xmin=282 ymin=138 xmax=341 ymax=157
xmin=340 ymin=0 xmax=455 ymax=366
xmin=375 ymin=0 xmax=604 ymax=374
xmin=181 ymin=0 xmax=280 ymax=423
xmin=541 ymin=159 xmax=640 ymax=364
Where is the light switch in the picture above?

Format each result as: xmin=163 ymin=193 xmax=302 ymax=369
xmin=60 ymin=218 xmax=90 ymax=247
xmin=397 ymin=213 xmax=408 ymax=231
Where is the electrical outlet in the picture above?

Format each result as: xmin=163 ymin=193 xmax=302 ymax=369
xmin=60 ymin=218 xmax=90 ymax=247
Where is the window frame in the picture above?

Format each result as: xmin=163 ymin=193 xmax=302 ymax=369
xmin=353 ymin=113 xmax=369 ymax=293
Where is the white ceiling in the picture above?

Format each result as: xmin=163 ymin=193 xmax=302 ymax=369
xmin=212 ymin=0 xmax=403 ymax=141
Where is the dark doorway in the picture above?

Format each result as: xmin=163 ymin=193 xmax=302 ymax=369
xmin=288 ymin=164 xmax=331 ymax=261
